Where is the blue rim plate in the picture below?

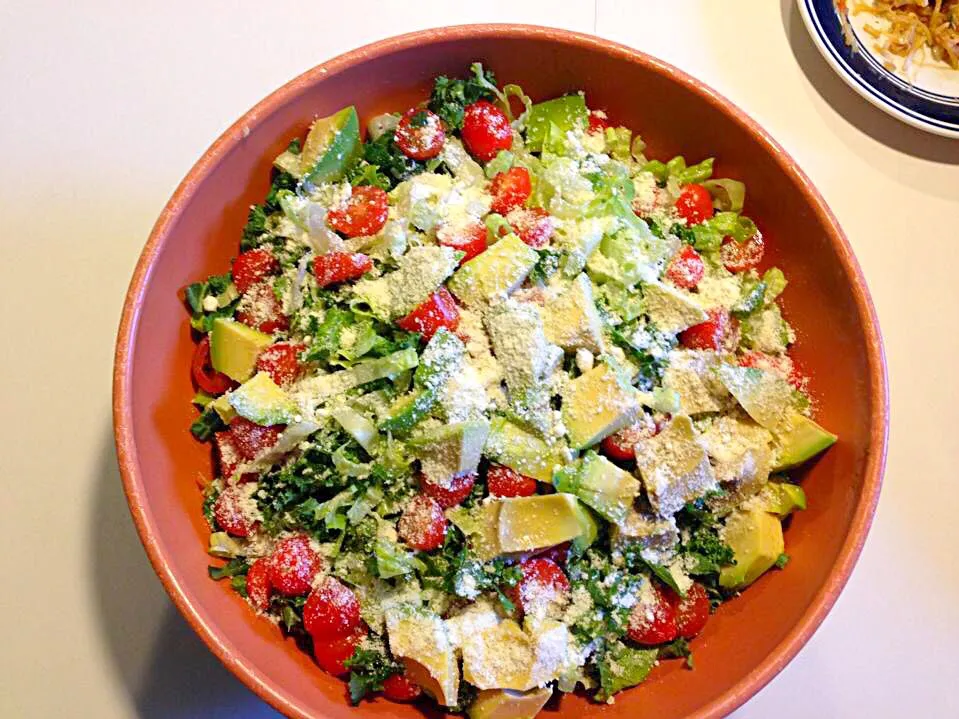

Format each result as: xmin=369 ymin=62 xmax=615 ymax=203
xmin=798 ymin=0 xmax=959 ymax=138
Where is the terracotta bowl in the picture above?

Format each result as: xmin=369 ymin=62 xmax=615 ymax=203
xmin=113 ymin=24 xmax=887 ymax=719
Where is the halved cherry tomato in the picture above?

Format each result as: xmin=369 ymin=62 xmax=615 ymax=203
xmin=191 ymin=336 xmax=233 ymax=395
xmin=394 ymin=108 xmax=446 ymax=160
xmin=664 ymin=244 xmax=705 ymax=289
xmin=327 ymin=186 xmax=389 ymax=238
xmin=675 ymin=184 xmax=714 ymax=226
xmin=232 ymin=248 xmax=279 ymax=294
xmin=461 ymin=100 xmax=513 ymax=162
xmin=382 ymin=672 xmax=423 ymax=702
xmin=246 ymin=558 xmax=273 ymax=611
xmin=395 ymin=288 xmax=460 ymax=341
xmin=303 ymin=577 xmax=361 ymax=641
xmin=420 ymin=471 xmax=475 ymax=509
xmin=255 ymin=342 xmax=305 ymax=387
xmin=490 ymin=166 xmax=531 ymax=214
xmin=670 ymin=582 xmax=710 ymax=639
xmin=312 ymin=252 xmax=373 ymax=287
xmin=397 ymin=495 xmax=447 ymax=551
xmin=436 ymin=221 xmax=487 ymax=263
xmin=508 ymin=557 xmax=570 ymax=614
xmin=213 ymin=487 xmax=257 ymax=537
xmin=229 ymin=417 xmax=284 ymax=460
xmin=627 ymin=584 xmax=678 ymax=645
xmin=314 ymin=626 xmax=365 ymax=676
xmin=588 ymin=110 xmax=610 ymax=133
xmin=214 ymin=431 xmax=241 ymax=477
xmin=268 ymin=534 xmax=322 ymax=597
xmin=600 ymin=421 xmax=653 ymax=462
xmin=721 ymin=232 xmax=765 ymax=273
xmin=679 ymin=309 xmax=737 ymax=351
xmin=739 ymin=350 xmax=803 ymax=389
xmin=236 ymin=282 xmax=289 ymax=334
xmin=486 ymin=464 xmax=538 ymax=498
xmin=507 ymin=207 xmax=555 ymax=249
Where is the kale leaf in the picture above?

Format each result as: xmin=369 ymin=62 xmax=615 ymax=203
xmin=428 ymin=65 xmax=498 ymax=130
xmin=190 ymin=406 xmax=226 ymax=442
xmin=344 ymin=645 xmax=403 ymax=704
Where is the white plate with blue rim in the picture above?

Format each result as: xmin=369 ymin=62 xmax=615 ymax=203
xmin=798 ymin=0 xmax=959 ymax=138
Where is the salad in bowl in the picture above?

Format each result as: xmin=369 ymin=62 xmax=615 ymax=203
xmin=184 ymin=63 xmax=837 ymax=717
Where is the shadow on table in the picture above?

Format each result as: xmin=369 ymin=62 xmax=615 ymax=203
xmin=90 ymin=426 xmax=279 ymax=718
xmin=779 ymin=0 xmax=959 ymax=165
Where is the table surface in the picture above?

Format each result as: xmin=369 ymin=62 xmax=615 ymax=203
xmin=2 ymin=1 xmax=957 ymax=717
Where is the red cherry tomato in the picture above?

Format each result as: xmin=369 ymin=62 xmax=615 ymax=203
xmin=739 ymin=350 xmax=803 ymax=389
xmin=312 ymin=252 xmax=373 ymax=287
xmin=675 ymin=184 xmax=714 ymax=226
xmin=461 ymin=100 xmax=513 ymax=162
xmin=394 ymin=108 xmax=446 ymax=160
xmin=537 ymin=541 xmax=571 ymax=567
xmin=679 ymin=309 xmax=737 ymax=351
xmin=236 ymin=282 xmax=289 ymax=334
xmin=627 ymin=584 xmax=678 ymax=645
xmin=213 ymin=487 xmax=257 ymax=537
xmin=486 ymin=464 xmax=538 ymax=498
xmin=255 ymin=342 xmax=304 ymax=387
xmin=327 ymin=186 xmax=389 ymax=238
xmin=720 ymin=232 xmax=765 ymax=273
xmin=229 ymin=417 xmax=284 ymax=460
xmin=397 ymin=495 xmax=447 ymax=551
xmin=436 ymin=221 xmax=487 ymax=264
xmin=600 ymin=420 xmax=660 ymax=462
xmin=245 ymin=558 xmax=273 ymax=611
xmin=420 ymin=471 xmax=475 ymax=509
xmin=395 ymin=288 xmax=460 ymax=341
xmin=509 ymin=557 xmax=570 ymax=614
xmin=670 ymin=582 xmax=710 ymax=639
xmin=664 ymin=244 xmax=705 ymax=289
xmin=490 ymin=166 xmax=531 ymax=214
xmin=382 ymin=671 xmax=423 ymax=702
xmin=214 ymin=431 xmax=241 ymax=477
xmin=232 ymin=248 xmax=279 ymax=294
xmin=588 ymin=110 xmax=611 ymax=133
xmin=191 ymin=336 xmax=233 ymax=395
xmin=268 ymin=534 xmax=322 ymax=597
xmin=507 ymin=207 xmax=555 ymax=249
xmin=303 ymin=577 xmax=361 ymax=641
xmin=313 ymin=626 xmax=365 ymax=676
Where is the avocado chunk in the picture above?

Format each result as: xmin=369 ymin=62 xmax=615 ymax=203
xmin=385 ymin=607 xmax=459 ymax=706
xmin=209 ymin=318 xmax=272 ymax=382
xmin=275 ymin=106 xmax=362 ymax=185
xmin=610 ymin=508 xmax=680 ymax=565
xmin=498 ymin=493 xmax=586 ymax=552
xmin=699 ymin=415 xmax=774 ymax=511
xmin=484 ymin=416 xmax=564 ymax=483
xmin=380 ymin=328 xmax=465 ymax=434
xmin=210 ymin=392 xmax=236 ymax=423
xmin=468 ymin=687 xmax=553 ymax=719
xmin=561 ymin=361 xmax=641 ymax=449
xmin=447 ymin=233 xmax=539 ymax=306
xmin=541 ymin=273 xmax=605 ymax=353
xmin=719 ymin=506 xmax=785 ymax=589
xmin=410 ymin=420 xmax=491 ymax=485
xmin=525 ymin=94 xmax=588 ymax=152
xmin=352 ymin=245 xmax=460 ymax=320
xmin=462 ymin=619 xmax=536 ymax=691
xmin=662 ymin=350 xmax=727 ymax=415
xmin=634 ymin=415 xmax=718 ymax=516
xmin=773 ymin=412 xmax=838 ymax=470
xmin=717 ymin=365 xmax=794 ymax=433
xmin=642 ymin=281 xmax=709 ymax=334
xmin=553 ymin=451 xmax=639 ymax=523
xmin=757 ymin=482 xmax=807 ymax=518
xmin=570 ymin=501 xmax=600 ymax=552
xmin=228 ymin=372 xmax=297 ymax=426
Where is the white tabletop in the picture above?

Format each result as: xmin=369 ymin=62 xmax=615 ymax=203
xmin=2 ymin=1 xmax=957 ymax=717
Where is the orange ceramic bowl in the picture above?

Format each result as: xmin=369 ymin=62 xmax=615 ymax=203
xmin=114 ymin=25 xmax=887 ymax=719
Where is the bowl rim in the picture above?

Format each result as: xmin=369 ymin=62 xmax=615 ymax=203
xmin=113 ymin=23 xmax=888 ymax=719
